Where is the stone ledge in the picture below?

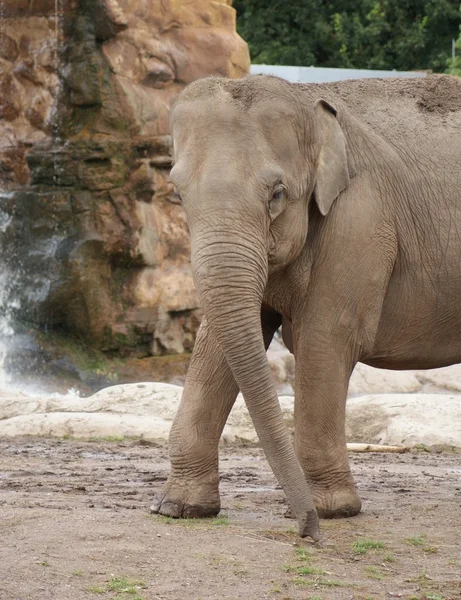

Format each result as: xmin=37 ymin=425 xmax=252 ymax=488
xmin=1 ymin=383 xmax=460 ymax=449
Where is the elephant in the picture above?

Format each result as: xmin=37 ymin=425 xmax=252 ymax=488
xmin=151 ymin=73 xmax=461 ymax=540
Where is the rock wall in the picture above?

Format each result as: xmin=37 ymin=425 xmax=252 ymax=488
xmin=0 ymin=1 xmax=249 ymax=373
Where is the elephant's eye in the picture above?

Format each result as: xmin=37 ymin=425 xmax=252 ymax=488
xmin=171 ymin=187 xmax=182 ymax=205
xmin=268 ymin=185 xmax=286 ymax=220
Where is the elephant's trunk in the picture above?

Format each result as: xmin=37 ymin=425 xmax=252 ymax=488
xmin=191 ymin=220 xmax=319 ymax=540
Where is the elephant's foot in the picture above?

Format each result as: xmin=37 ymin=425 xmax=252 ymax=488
xmin=150 ymin=475 xmax=220 ymax=519
xmin=313 ymin=486 xmax=362 ymax=519
xmin=285 ymin=485 xmax=361 ymax=520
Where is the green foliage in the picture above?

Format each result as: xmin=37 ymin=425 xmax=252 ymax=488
xmin=447 ymin=7 xmax=461 ymax=75
xmin=351 ymin=538 xmax=384 ymax=554
xmin=233 ymin=0 xmax=461 ymax=73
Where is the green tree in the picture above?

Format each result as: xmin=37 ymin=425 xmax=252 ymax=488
xmin=233 ymin=0 xmax=461 ymax=72
xmin=447 ymin=5 xmax=461 ymax=74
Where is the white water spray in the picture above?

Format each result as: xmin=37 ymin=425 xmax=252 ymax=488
xmin=0 ymin=1 xmax=64 ymax=388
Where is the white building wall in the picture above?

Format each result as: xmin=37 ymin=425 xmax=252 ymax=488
xmin=250 ymin=64 xmax=428 ymax=83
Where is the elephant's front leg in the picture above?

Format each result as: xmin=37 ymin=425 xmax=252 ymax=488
xmin=152 ymin=308 xmax=281 ymax=518
xmin=294 ymin=333 xmax=361 ymax=519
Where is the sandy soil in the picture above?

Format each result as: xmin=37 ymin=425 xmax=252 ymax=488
xmin=1 ymin=438 xmax=460 ymax=600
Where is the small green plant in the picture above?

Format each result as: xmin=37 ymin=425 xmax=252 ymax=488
xmin=364 ymin=565 xmax=384 ymax=581
xmin=39 ymin=560 xmax=50 ymax=567
xmin=416 ymin=567 xmax=431 ymax=584
xmin=89 ymin=576 xmax=146 ymax=598
xmin=415 ymin=443 xmax=431 ymax=452
xmin=351 ymin=539 xmax=384 ymax=554
xmin=106 ymin=577 xmax=145 ymax=593
xmin=406 ymin=534 xmax=427 ymax=547
xmin=72 ymin=569 xmax=84 ymax=577
xmin=292 ymin=577 xmax=342 ymax=588
xmin=210 ymin=515 xmax=230 ymax=526
xmin=155 ymin=514 xmax=229 ymax=528
xmin=283 ymin=565 xmax=326 ymax=576
xmin=155 ymin=515 xmax=174 ymax=524
xmin=384 ymin=553 xmax=395 ymax=562
xmin=101 ymin=435 xmax=125 ymax=443
xmin=89 ymin=586 xmax=106 ymax=594
xmin=295 ymin=547 xmax=314 ymax=562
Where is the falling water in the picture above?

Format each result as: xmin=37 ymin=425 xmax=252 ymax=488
xmin=0 ymin=269 xmax=20 ymax=387
xmin=0 ymin=220 xmax=14 ymax=387
xmin=0 ymin=5 xmax=15 ymax=387
xmin=0 ymin=1 xmax=64 ymax=388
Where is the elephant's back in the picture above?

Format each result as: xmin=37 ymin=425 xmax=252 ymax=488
xmin=300 ymin=74 xmax=461 ymax=145
xmin=299 ymin=75 xmax=461 ymax=178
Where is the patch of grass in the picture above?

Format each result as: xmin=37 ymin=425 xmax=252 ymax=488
xmin=38 ymin=560 xmax=50 ymax=567
xmin=407 ymin=567 xmax=432 ymax=587
xmin=423 ymin=545 xmax=438 ymax=554
xmin=72 ymin=569 xmax=84 ymax=577
xmin=153 ymin=514 xmax=229 ymax=528
xmin=89 ymin=435 xmax=126 ymax=443
xmin=106 ymin=576 xmax=146 ymax=594
xmin=364 ymin=566 xmax=384 ymax=581
xmin=283 ymin=565 xmax=326 ymax=576
xmin=383 ymin=553 xmax=395 ymax=562
xmin=89 ymin=576 xmax=146 ymax=598
xmin=155 ymin=515 xmax=174 ymax=524
xmin=415 ymin=443 xmax=431 ymax=452
xmin=295 ymin=547 xmax=314 ymax=562
xmin=351 ymin=539 xmax=384 ymax=554
xmin=406 ymin=534 xmax=427 ymax=547
xmin=89 ymin=586 xmax=106 ymax=594
xmin=210 ymin=515 xmax=229 ymax=526
xmin=417 ymin=567 xmax=431 ymax=583
xmin=292 ymin=577 xmax=343 ymax=588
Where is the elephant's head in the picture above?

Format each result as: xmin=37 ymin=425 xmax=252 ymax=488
xmin=169 ymin=75 xmax=355 ymax=539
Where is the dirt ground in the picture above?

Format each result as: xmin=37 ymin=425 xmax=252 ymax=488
xmin=0 ymin=438 xmax=460 ymax=600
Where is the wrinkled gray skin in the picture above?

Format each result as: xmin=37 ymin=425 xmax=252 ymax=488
xmin=151 ymin=74 xmax=461 ymax=539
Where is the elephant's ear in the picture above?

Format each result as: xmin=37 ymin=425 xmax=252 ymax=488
xmin=314 ymin=99 xmax=356 ymax=216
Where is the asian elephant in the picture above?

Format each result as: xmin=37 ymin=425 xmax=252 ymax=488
xmin=151 ymin=74 xmax=461 ymax=540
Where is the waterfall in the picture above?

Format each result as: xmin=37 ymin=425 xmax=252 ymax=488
xmin=0 ymin=3 xmax=15 ymax=387
xmin=0 ymin=194 xmax=19 ymax=387
xmin=0 ymin=1 xmax=63 ymax=389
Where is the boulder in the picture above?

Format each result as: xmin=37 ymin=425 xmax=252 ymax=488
xmin=349 ymin=363 xmax=422 ymax=396
xmin=1 ymin=383 xmax=461 ymax=449
xmin=265 ymin=341 xmax=461 ymax=397
xmin=346 ymin=394 xmax=461 ymax=449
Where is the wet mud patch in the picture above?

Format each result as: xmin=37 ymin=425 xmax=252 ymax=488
xmin=1 ymin=437 xmax=460 ymax=599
